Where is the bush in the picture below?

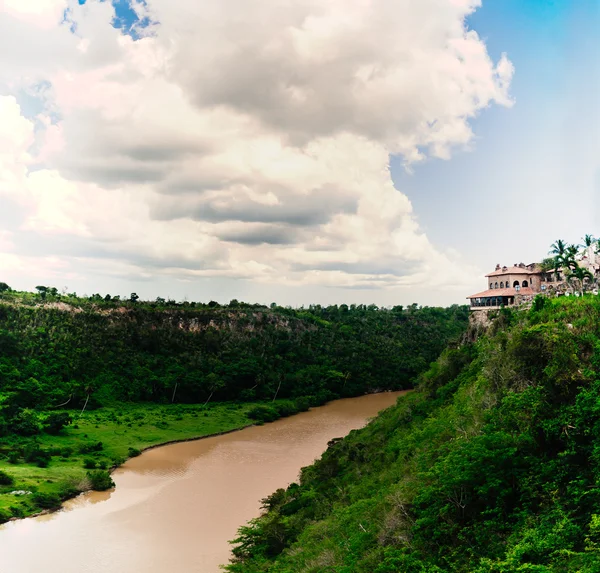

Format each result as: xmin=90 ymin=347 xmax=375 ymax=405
xmin=87 ymin=470 xmax=114 ymax=491
xmin=31 ymin=491 xmax=61 ymax=510
xmin=294 ymin=397 xmax=311 ymax=413
xmin=128 ymin=447 xmax=141 ymax=457
xmin=43 ymin=412 xmax=73 ymax=435
xmin=23 ymin=444 xmax=50 ymax=466
xmin=0 ymin=469 xmax=14 ymax=486
xmin=247 ymin=405 xmax=280 ymax=424
xmin=274 ymin=400 xmax=299 ymax=418
xmin=83 ymin=458 xmax=97 ymax=469
xmin=78 ymin=441 xmax=103 ymax=454
xmin=7 ymin=451 xmax=20 ymax=464
xmin=10 ymin=409 xmax=40 ymax=436
xmin=0 ymin=508 xmax=10 ymax=524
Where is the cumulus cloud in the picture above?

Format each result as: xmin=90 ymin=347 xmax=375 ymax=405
xmin=0 ymin=0 xmax=513 ymax=296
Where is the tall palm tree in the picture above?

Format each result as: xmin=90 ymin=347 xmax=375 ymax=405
xmin=549 ymin=239 xmax=571 ymax=280
xmin=549 ymin=239 xmax=567 ymax=258
xmin=563 ymin=244 xmax=580 ymax=270
xmin=567 ymin=265 xmax=594 ymax=296
xmin=581 ymin=234 xmax=596 ymax=249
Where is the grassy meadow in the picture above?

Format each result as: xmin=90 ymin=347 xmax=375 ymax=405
xmin=0 ymin=401 xmax=258 ymax=521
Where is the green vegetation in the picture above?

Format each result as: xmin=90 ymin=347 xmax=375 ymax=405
xmin=0 ymin=289 xmax=467 ymax=521
xmin=227 ymin=294 xmax=600 ymax=573
xmin=548 ymin=235 xmax=599 ymax=294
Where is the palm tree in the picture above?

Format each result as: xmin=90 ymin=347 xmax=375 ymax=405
xmin=567 ymin=264 xmax=594 ymax=296
xmin=549 ymin=239 xmax=571 ymax=280
xmin=549 ymin=239 xmax=567 ymax=258
xmin=563 ymin=244 xmax=580 ymax=271
xmin=581 ymin=234 xmax=596 ymax=249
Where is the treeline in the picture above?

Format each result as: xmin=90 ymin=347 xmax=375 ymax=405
xmin=0 ymin=291 xmax=468 ymax=437
xmin=227 ymin=295 xmax=600 ymax=573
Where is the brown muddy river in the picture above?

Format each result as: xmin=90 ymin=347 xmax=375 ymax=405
xmin=0 ymin=392 xmax=405 ymax=573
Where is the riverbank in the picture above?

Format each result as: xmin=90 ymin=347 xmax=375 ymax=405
xmin=0 ymin=401 xmax=269 ymax=522
xmin=0 ymin=392 xmax=406 ymax=573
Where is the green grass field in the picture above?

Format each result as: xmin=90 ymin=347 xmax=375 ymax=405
xmin=0 ymin=402 xmax=257 ymax=521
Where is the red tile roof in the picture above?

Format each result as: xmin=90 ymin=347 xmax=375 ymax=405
xmin=467 ymin=287 xmax=536 ymax=299
xmin=485 ymin=266 xmax=539 ymax=277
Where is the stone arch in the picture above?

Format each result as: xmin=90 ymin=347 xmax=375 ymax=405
xmin=513 ymin=281 xmax=520 ymax=288
xmin=522 ymin=280 xmax=529 ymax=288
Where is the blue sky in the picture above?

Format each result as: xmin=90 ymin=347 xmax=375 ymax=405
xmin=393 ymin=0 xmax=600 ymax=272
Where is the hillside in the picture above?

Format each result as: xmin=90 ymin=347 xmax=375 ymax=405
xmin=227 ymin=295 xmax=600 ymax=573
xmin=0 ymin=293 xmax=467 ymax=408
xmin=0 ymin=291 xmax=468 ymax=521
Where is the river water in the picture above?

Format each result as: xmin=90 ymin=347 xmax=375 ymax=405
xmin=0 ymin=392 xmax=405 ymax=573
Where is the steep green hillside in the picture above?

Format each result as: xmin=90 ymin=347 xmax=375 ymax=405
xmin=227 ymin=296 xmax=600 ymax=573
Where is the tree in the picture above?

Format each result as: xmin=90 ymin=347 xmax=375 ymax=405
xmin=35 ymin=286 xmax=48 ymax=300
xmin=581 ymin=234 xmax=596 ymax=249
xmin=549 ymin=239 xmax=567 ymax=258
xmin=204 ymin=373 xmax=225 ymax=406
xmin=0 ymin=282 xmax=11 ymax=293
xmin=567 ymin=265 xmax=594 ymax=296
xmin=43 ymin=412 xmax=73 ymax=435
xmin=130 ymin=293 xmax=139 ymax=303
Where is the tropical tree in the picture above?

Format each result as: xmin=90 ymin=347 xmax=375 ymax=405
xmin=35 ymin=285 xmax=48 ymax=300
xmin=566 ymin=265 xmax=594 ymax=296
xmin=0 ymin=282 xmax=10 ymax=293
xmin=581 ymin=234 xmax=596 ymax=249
xmin=563 ymin=244 xmax=580 ymax=270
xmin=549 ymin=239 xmax=568 ymax=258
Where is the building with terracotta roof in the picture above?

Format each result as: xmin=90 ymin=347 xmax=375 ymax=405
xmin=467 ymin=262 xmax=562 ymax=310
xmin=468 ymin=246 xmax=600 ymax=311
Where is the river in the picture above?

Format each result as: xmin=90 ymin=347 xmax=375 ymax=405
xmin=0 ymin=391 xmax=405 ymax=572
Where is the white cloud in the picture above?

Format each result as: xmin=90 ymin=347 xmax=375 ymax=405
xmin=0 ymin=0 xmax=512 ymax=298
xmin=1 ymin=0 xmax=67 ymax=29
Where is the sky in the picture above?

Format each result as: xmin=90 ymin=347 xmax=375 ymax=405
xmin=0 ymin=0 xmax=597 ymax=307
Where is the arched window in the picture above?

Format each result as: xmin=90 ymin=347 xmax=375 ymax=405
xmin=489 ymin=283 xmax=493 ymax=289
xmin=522 ymin=280 xmax=529 ymax=288
xmin=500 ymin=281 xmax=504 ymax=288
xmin=513 ymin=281 xmax=520 ymax=288
xmin=495 ymin=282 xmax=499 ymax=288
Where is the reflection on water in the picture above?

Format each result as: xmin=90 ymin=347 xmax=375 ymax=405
xmin=0 ymin=392 xmax=405 ymax=573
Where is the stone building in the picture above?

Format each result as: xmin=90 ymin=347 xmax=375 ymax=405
xmin=467 ymin=263 xmax=561 ymax=310
xmin=468 ymin=247 xmax=600 ymax=311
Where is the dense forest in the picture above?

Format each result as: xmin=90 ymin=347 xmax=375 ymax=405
xmin=226 ymin=295 xmax=600 ymax=573
xmin=0 ymin=289 xmax=467 ymax=521
xmin=0 ymin=288 xmax=467 ymax=444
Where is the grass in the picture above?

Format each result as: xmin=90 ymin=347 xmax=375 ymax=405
xmin=0 ymin=401 xmax=260 ymax=522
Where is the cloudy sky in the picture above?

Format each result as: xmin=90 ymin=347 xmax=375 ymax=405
xmin=0 ymin=0 xmax=597 ymax=306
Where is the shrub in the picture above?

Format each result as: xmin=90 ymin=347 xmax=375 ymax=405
xmin=0 ymin=469 xmax=14 ymax=486
xmin=31 ymin=491 xmax=61 ymax=510
xmin=78 ymin=441 xmax=103 ymax=454
xmin=10 ymin=409 xmax=40 ymax=436
xmin=43 ymin=412 xmax=73 ymax=435
xmin=294 ymin=397 xmax=311 ymax=413
xmin=83 ymin=458 xmax=97 ymax=469
xmin=0 ymin=508 xmax=10 ymax=524
xmin=247 ymin=405 xmax=280 ymax=424
xmin=10 ymin=505 xmax=24 ymax=518
xmin=274 ymin=400 xmax=299 ymax=418
xmin=87 ymin=470 xmax=114 ymax=491
xmin=7 ymin=450 xmax=20 ymax=464
xmin=23 ymin=444 xmax=50 ymax=466
xmin=128 ymin=447 xmax=141 ymax=457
